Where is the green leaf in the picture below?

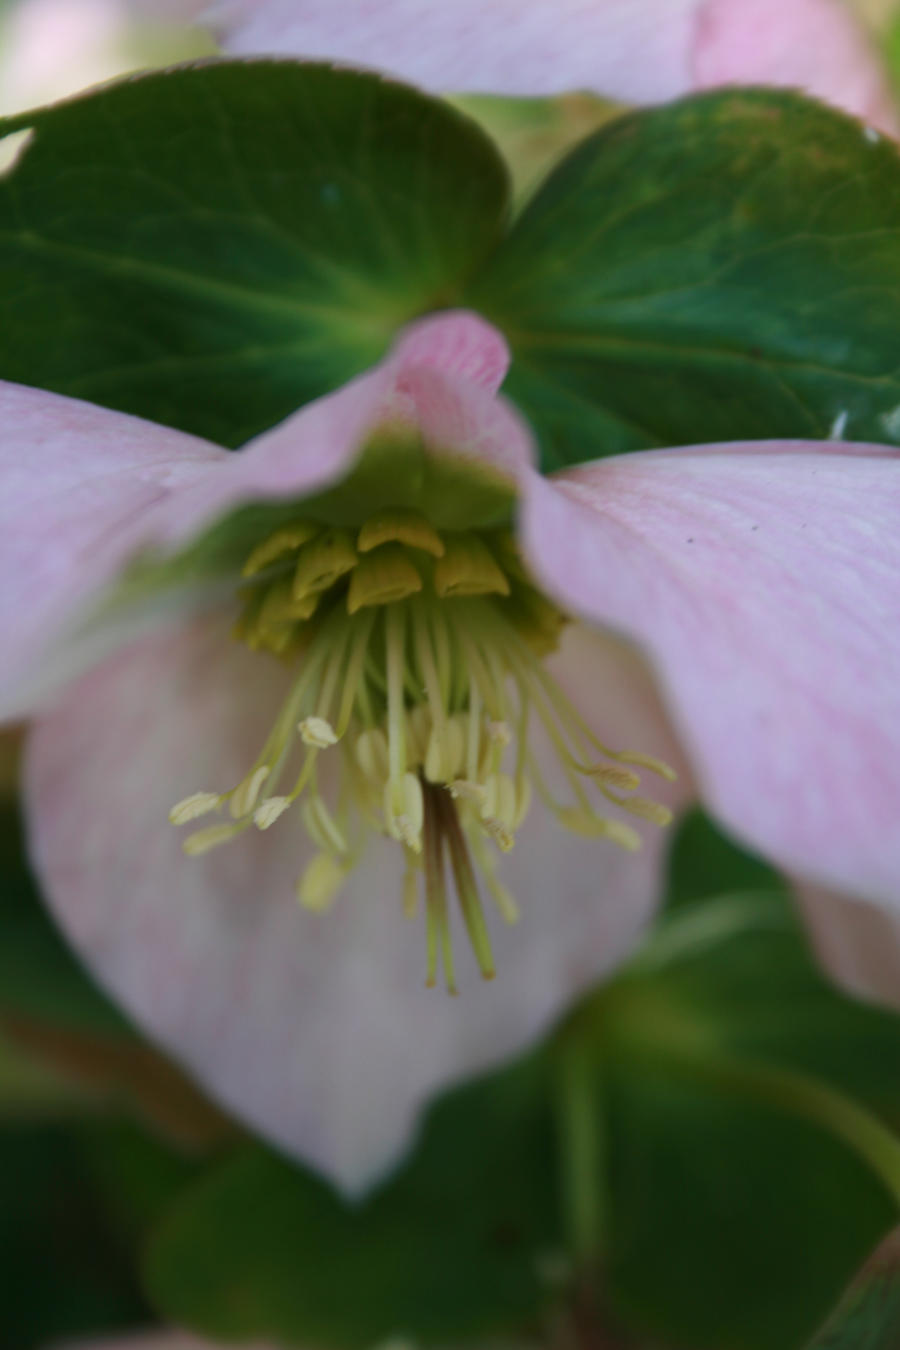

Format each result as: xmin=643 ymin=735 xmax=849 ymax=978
xmin=0 ymin=60 xmax=509 ymax=446
xmin=469 ymin=89 xmax=900 ymax=470
xmin=569 ymin=885 xmax=900 ymax=1350
xmin=600 ymin=1058 xmax=895 ymax=1350
xmin=0 ymin=1121 xmax=150 ymax=1348
xmin=663 ymin=807 xmax=786 ymax=912
xmin=144 ymin=1050 xmax=561 ymax=1348
xmin=0 ymin=804 xmax=130 ymax=1038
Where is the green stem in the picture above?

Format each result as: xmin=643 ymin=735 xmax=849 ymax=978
xmin=556 ymin=1037 xmax=606 ymax=1267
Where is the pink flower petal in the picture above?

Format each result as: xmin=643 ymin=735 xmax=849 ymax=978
xmin=520 ymin=440 xmax=900 ymax=907
xmin=796 ymin=882 xmax=900 ymax=1009
xmin=694 ymin=0 xmax=899 ymax=134
xmin=26 ymin=614 xmax=680 ymax=1192
xmin=153 ymin=311 xmax=521 ymax=547
xmin=0 ymin=379 xmax=223 ymax=721
xmin=200 ymin=0 xmax=896 ymax=127
xmin=0 ymin=312 xmax=513 ymax=720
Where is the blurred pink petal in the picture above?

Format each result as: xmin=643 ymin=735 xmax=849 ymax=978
xmin=0 ymin=379 xmax=222 ymax=721
xmin=796 ymin=882 xmax=900 ymax=1009
xmin=199 ymin=0 xmax=896 ymax=129
xmin=694 ymin=0 xmax=899 ymax=134
xmin=0 ymin=0 xmax=133 ymax=116
xmin=521 ymin=440 xmax=900 ymax=905
xmin=26 ymin=616 xmax=681 ymax=1191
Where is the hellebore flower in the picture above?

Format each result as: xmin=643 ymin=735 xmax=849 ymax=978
xmin=5 ymin=312 xmax=900 ymax=1191
xmin=192 ymin=0 xmax=899 ymax=132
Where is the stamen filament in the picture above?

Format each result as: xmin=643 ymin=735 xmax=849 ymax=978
xmin=173 ymin=512 xmax=676 ymax=991
xmin=438 ymin=788 xmax=495 ymax=981
xmin=423 ymin=785 xmax=453 ymax=992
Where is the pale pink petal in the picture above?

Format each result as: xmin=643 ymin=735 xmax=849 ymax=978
xmin=0 ymin=379 xmax=223 ymax=721
xmin=199 ymin=0 xmax=700 ymax=101
xmin=0 ymin=0 xmax=133 ymax=117
xmin=200 ymin=0 xmax=896 ymax=127
xmin=26 ymin=615 xmax=678 ymax=1192
xmin=153 ymin=311 xmax=521 ymax=547
xmin=0 ymin=312 xmax=513 ymax=719
xmin=694 ymin=0 xmax=899 ymax=134
xmin=520 ymin=441 xmax=900 ymax=907
xmin=796 ymin=882 xmax=900 ymax=1010
xmin=389 ymin=308 xmax=512 ymax=394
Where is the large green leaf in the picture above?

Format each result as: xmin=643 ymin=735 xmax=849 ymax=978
xmin=600 ymin=1059 xmax=895 ymax=1350
xmin=0 ymin=60 xmax=509 ymax=446
xmin=469 ymin=89 xmax=900 ymax=470
xmin=0 ymin=1122 xmax=150 ymax=1348
xmin=575 ymin=887 xmax=900 ymax=1350
xmin=662 ymin=807 xmax=785 ymax=912
xmin=0 ymin=805 xmax=129 ymax=1038
xmin=144 ymin=1051 xmax=560 ymax=1347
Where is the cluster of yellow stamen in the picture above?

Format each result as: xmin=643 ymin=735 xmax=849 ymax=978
xmin=169 ymin=508 xmax=674 ymax=992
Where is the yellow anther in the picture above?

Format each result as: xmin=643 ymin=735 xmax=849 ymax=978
xmin=586 ymin=764 xmax=641 ymax=792
xmin=614 ymin=795 xmax=674 ymax=827
xmin=168 ymin=791 xmax=222 ymax=825
xmin=259 ymin=580 xmax=320 ymax=628
xmin=248 ymin=617 xmax=296 ymax=657
xmin=242 ymin=522 xmax=320 ymax=577
xmin=508 ymin=589 xmax=568 ymax=656
xmin=182 ymin=823 xmax=241 ymax=856
xmin=301 ymin=796 xmax=349 ymax=855
xmin=297 ymin=853 xmax=345 ymax=912
xmin=230 ymin=765 xmax=270 ymax=818
xmin=346 ymin=543 xmax=423 ymax=614
xmin=484 ymin=818 xmax=515 ymax=853
xmin=385 ymin=772 xmax=424 ymax=852
xmin=298 ymin=716 xmax=338 ymax=749
xmin=254 ymin=796 xmax=292 ymax=830
xmin=357 ymin=509 xmax=445 ymax=558
xmin=434 ymin=535 xmax=511 ymax=598
xmin=556 ymin=807 xmax=641 ymax=852
xmin=487 ymin=529 xmax=526 ymax=574
xmin=615 ymin=750 xmax=678 ymax=782
xmin=292 ymin=528 xmax=357 ymax=600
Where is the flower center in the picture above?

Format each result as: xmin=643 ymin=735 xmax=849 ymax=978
xmin=169 ymin=509 xmax=674 ymax=992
